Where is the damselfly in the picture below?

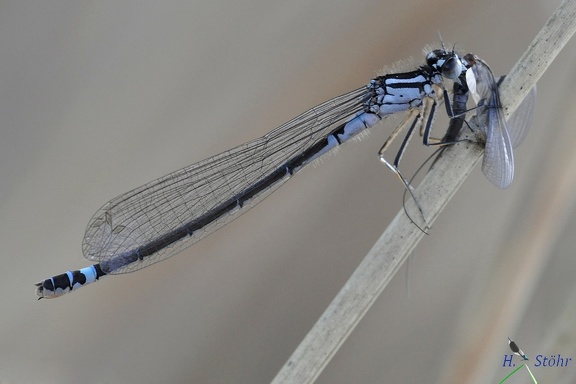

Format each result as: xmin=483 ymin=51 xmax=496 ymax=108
xmin=36 ymin=47 xmax=503 ymax=299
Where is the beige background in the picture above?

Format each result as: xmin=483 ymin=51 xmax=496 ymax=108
xmin=2 ymin=1 xmax=576 ymax=383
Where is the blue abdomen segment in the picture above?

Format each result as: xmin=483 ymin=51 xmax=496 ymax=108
xmin=36 ymin=264 xmax=106 ymax=299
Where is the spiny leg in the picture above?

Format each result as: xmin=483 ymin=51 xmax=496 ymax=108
xmin=378 ymin=108 xmax=430 ymax=231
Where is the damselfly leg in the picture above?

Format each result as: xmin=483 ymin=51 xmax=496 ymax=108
xmin=378 ymin=95 xmax=442 ymax=231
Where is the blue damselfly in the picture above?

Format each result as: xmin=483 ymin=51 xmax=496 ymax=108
xmin=36 ymin=47 xmax=534 ymax=299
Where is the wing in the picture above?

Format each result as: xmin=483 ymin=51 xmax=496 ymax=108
xmin=466 ymin=57 xmax=515 ymax=189
xmin=482 ymin=103 xmax=515 ymax=189
xmin=82 ymin=87 xmax=367 ymax=273
xmin=506 ymin=84 xmax=537 ymax=149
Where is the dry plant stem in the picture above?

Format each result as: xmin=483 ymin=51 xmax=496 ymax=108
xmin=500 ymin=0 xmax=576 ymax=120
xmin=271 ymin=1 xmax=576 ymax=383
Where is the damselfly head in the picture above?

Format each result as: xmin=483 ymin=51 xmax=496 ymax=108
xmin=426 ymin=49 xmax=463 ymax=80
xmin=426 ymin=49 xmax=464 ymax=80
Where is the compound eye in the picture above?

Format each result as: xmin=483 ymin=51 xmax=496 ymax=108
xmin=441 ymin=56 xmax=463 ymax=80
xmin=441 ymin=56 xmax=462 ymax=80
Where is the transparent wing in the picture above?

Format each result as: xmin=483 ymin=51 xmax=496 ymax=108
xmin=506 ymin=84 xmax=536 ymax=149
xmin=482 ymin=103 xmax=515 ymax=189
xmin=466 ymin=58 xmax=515 ymax=189
xmin=82 ymin=87 xmax=367 ymax=273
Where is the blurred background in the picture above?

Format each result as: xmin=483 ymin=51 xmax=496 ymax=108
xmin=1 ymin=0 xmax=575 ymax=383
